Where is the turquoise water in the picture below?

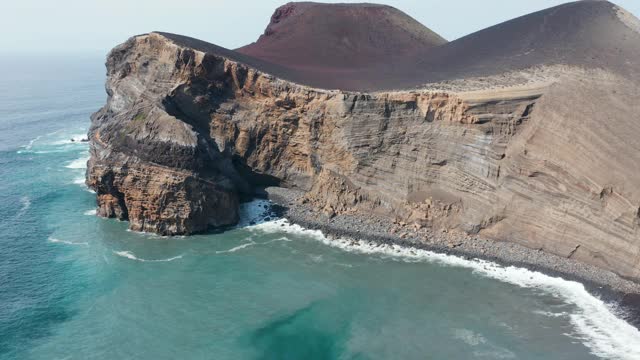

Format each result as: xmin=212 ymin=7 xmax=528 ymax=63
xmin=1 ymin=56 xmax=640 ymax=360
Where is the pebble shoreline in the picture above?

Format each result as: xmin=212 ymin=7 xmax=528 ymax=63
xmin=264 ymin=187 xmax=640 ymax=327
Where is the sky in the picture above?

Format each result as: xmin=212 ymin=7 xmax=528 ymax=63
xmin=1 ymin=0 xmax=639 ymax=55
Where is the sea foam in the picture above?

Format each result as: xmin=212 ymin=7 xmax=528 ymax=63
xmin=216 ymin=241 xmax=256 ymax=254
xmin=21 ymin=135 xmax=43 ymax=151
xmin=65 ymin=155 xmax=89 ymax=169
xmin=113 ymin=250 xmax=184 ymax=262
xmin=18 ymin=129 xmax=88 ymax=154
xmin=52 ymin=134 xmax=88 ymax=145
xmin=48 ymin=237 xmax=88 ymax=246
xmin=251 ymin=218 xmax=640 ymax=360
xmin=236 ymin=199 xmax=277 ymax=227
xmin=15 ymin=196 xmax=31 ymax=218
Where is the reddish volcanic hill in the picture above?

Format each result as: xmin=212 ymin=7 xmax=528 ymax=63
xmin=159 ymin=0 xmax=640 ymax=90
xmin=236 ymin=2 xmax=447 ymax=71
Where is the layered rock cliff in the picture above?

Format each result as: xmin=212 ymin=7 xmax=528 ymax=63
xmin=88 ymin=1 xmax=640 ymax=281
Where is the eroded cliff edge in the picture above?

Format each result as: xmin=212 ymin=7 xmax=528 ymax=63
xmin=87 ymin=31 xmax=640 ymax=280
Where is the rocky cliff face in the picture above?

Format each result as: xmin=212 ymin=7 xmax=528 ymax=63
xmin=87 ymin=35 xmax=243 ymax=235
xmin=87 ymin=31 xmax=640 ymax=280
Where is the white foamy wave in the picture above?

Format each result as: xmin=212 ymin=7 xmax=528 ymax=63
xmin=18 ymin=130 xmax=88 ymax=154
xmin=84 ymin=209 xmax=97 ymax=216
xmin=114 ymin=250 xmax=138 ymax=260
xmin=16 ymin=196 xmax=31 ymax=218
xmin=453 ymin=329 xmax=487 ymax=346
xmin=52 ymin=134 xmax=88 ymax=145
xmin=46 ymin=129 xmax=65 ymax=136
xmin=252 ymin=219 xmax=640 ymax=360
xmin=65 ymin=155 xmax=89 ymax=169
xmin=237 ymin=199 xmax=277 ymax=227
xmin=265 ymin=237 xmax=292 ymax=244
xmin=21 ymin=135 xmax=43 ymax=151
xmin=534 ymin=310 xmax=569 ymax=318
xmin=48 ymin=237 xmax=88 ymax=246
xmin=124 ymin=228 xmax=173 ymax=239
xmin=73 ymin=176 xmax=86 ymax=185
xmin=33 ymin=149 xmax=74 ymax=154
xmin=113 ymin=250 xmax=184 ymax=262
xmin=216 ymin=241 xmax=256 ymax=254
xmin=216 ymin=236 xmax=290 ymax=254
xmin=18 ymin=129 xmax=88 ymax=154
xmin=251 ymin=219 xmax=325 ymax=240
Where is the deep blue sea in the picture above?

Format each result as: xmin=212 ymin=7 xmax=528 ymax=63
xmin=1 ymin=56 xmax=640 ymax=360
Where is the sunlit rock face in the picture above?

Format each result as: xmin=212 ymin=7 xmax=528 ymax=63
xmin=88 ymin=1 xmax=640 ymax=280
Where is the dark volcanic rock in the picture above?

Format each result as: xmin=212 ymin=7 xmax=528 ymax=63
xmin=165 ymin=1 xmax=640 ymax=91
xmin=621 ymin=293 xmax=640 ymax=327
xmin=389 ymin=0 xmax=640 ymax=86
xmin=236 ymin=2 xmax=446 ymax=72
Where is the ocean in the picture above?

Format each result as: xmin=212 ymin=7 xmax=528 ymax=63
xmin=1 ymin=56 xmax=639 ymax=360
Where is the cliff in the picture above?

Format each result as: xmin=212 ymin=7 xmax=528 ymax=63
xmin=88 ymin=1 xmax=640 ymax=281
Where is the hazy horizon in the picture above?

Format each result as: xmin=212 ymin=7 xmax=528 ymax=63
xmin=2 ymin=0 xmax=640 ymax=56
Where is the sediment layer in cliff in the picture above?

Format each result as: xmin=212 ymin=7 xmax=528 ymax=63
xmin=88 ymin=1 xmax=640 ymax=281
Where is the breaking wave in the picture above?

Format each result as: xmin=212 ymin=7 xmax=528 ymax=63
xmin=52 ymin=134 xmax=88 ymax=145
xmin=15 ymin=196 xmax=31 ymax=218
xmin=216 ymin=241 xmax=256 ymax=254
xmin=216 ymin=236 xmax=291 ymax=255
xmin=20 ymin=135 xmax=43 ymax=151
xmin=18 ymin=130 xmax=88 ymax=154
xmin=48 ymin=237 xmax=88 ymax=246
xmin=252 ymin=218 xmax=640 ymax=360
xmin=113 ymin=251 xmax=184 ymax=262
xmin=237 ymin=199 xmax=278 ymax=227
xmin=65 ymin=155 xmax=89 ymax=169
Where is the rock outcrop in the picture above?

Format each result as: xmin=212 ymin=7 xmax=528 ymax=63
xmin=88 ymin=1 xmax=640 ymax=280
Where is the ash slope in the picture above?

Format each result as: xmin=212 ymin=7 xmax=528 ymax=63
xmin=162 ymin=1 xmax=448 ymax=91
xmin=162 ymin=0 xmax=640 ymax=91
xmin=393 ymin=0 xmax=640 ymax=87
xmin=88 ymin=1 xmax=640 ymax=282
xmin=236 ymin=2 xmax=446 ymax=70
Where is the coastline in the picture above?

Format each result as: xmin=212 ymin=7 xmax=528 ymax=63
xmin=263 ymin=186 xmax=640 ymax=328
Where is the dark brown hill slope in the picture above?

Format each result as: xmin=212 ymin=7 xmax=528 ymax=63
xmin=385 ymin=0 xmax=640 ymax=88
xmin=235 ymin=2 xmax=446 ymax=71
xmin=161 ymin=0 xmax=640 ymax=90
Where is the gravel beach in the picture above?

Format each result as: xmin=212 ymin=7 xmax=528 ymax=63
xmin=264 ymin=186 xmax=640 ymax=328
